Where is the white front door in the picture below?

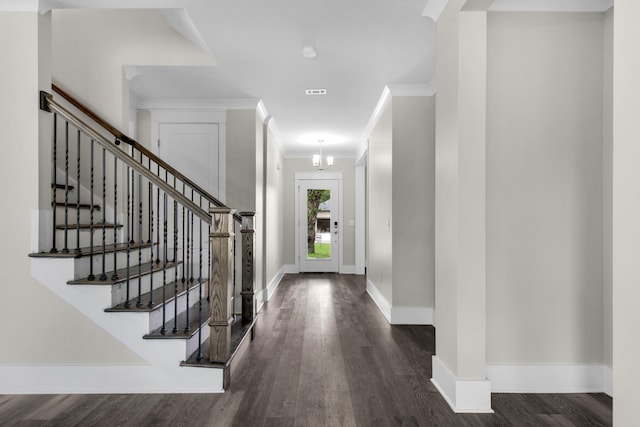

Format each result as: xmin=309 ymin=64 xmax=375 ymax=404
xmin=298 ymin=179 xmax=340 ymax=272
xmin=158 ymin=123 xmax=220 ymax=199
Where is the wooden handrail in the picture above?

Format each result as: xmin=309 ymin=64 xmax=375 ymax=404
xmin=45 ymin=94 xmax=212 ymax=224
xmin=51 ymin=83 xmax=240 ymax=222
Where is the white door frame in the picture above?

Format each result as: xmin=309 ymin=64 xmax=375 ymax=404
xmin=294 ymin=172 xmax=344 ymax=273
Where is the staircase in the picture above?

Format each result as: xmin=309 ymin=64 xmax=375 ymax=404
xmin=27 ymin=85 xmax=256 ymax=393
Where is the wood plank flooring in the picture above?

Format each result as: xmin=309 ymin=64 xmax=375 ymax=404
xmin=0 ymin=273 xmax=612 ymax=426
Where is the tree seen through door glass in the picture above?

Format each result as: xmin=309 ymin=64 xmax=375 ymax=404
xmin=307 ymin=189 xmax=331 ymax=258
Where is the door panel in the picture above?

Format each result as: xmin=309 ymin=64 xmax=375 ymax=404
xmin=159 ymin=123 xmax=219 ymax=198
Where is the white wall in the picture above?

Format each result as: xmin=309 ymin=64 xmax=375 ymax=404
xmin=282 ymin=157 xmax=356 ymax=269
xmin=226 ymin=110 xmax=258 ymax=212
xmin=265 ymin=127 xmax=285 ymax=288
xmin=366 ymin=94 xmax=436 ymax=321
xmin=0 ymin=11 xmax=142 ymax=365
xmin=392 ymin=96 xmax=435 ymax=309
xmin=367 ymin=105 xmax=393 ymax=302
xmin=52 ymin=9 xmax=215 ymax=132
xmin=486 ymin=12 xmax=605 ymax=364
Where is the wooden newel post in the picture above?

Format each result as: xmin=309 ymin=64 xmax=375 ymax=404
xmin=240 ymin=212 xmax=256 ymax=323
xmin=209 ymin=207 xmax=235 ymax=363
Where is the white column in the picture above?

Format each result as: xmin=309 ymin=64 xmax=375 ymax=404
xmin=612 ymin=1 xmax=640 ymax=424
xmin=432 ymin=0 xmax=491 ymax=413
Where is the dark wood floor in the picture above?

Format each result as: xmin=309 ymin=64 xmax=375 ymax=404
xmin=0 ymin=274 xmax=612 ymax=426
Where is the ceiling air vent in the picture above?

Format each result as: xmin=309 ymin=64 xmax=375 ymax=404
xmin=305 ymin=89 xmax=327 ymax=95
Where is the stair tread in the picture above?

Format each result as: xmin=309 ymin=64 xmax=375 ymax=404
xmin=54 ymin=202 xmax=101 ymax=210
xmin=55 ymin=223 xmax=122 ymax=230
xmin=181 ymin=317 xmax=255 ymax=368
xmin=106 ymin=278 xmax=209 ymax=313
xmin=52 ymin=183 xmax=74 ymax=190
xmin=29 ymin=242 xmax=153 ymax=259
xmin=144 ymin=297 xmax=211 ymax=340
xmin=67 ymin=260 xmax=179 ymax=285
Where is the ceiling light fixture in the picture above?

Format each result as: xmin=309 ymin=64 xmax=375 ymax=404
xmin=313 ymin=140 xmax=334 ymax=170
xmin=302 ymin=46 xmax=317 ymax=58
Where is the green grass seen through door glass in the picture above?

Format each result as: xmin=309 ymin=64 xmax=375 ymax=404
xmin=308 ymin=243 xmax=330 ymax=258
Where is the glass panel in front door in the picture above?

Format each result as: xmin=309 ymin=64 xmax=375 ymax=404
xmin=307 ymin=189 xmax=331 ymax=259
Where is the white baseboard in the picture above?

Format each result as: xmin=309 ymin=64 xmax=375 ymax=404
xmin=265 ymin=265 xmax=287 ymax=302
xmin=366 ymin=279 xmax=391 ymax=322
xmin=0 ymin=364 xmax=224 ymax=394
xmin=486 ymin=364 xmax=608 ymax=393
xmin=340 ymin=264 xmax=356 ymax=274
xmin=366 ymin=279 xmax=433 ymax=325
xmin=283 ymin=264 xmax=299 ymax=274
xmin=431 ymin=356 xmax=493 ymax=413
xmin=390 ymin=306 xmax=434 ymax=325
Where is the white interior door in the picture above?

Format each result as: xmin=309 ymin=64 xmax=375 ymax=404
xmin=158 ymin=123 xmax=220 ymax=198
xmin=298 ymin=179 xmax=340 ymax=273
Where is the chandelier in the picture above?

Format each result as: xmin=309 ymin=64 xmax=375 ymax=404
xmin=312 ymin=140 xmax=334 ymax=170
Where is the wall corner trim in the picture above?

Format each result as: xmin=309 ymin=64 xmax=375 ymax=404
xmin=432 ymin=356 xmax=494 ymax=413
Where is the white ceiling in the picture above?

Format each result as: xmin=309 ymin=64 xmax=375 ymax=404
xmin=58 ymin=0 xmax=437 ymax=157
xmin=177 ymin=0 xmax=436 ymax=157
xmin=46 ymin=0 xmax=613 ymax=157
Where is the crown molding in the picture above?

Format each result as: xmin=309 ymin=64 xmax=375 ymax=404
xmin=0 ymin=0 xmax=59 ymax=13
xmin=422 ymin=0 xmax=449 ymax=22
xmin=137 ymin=98 xmax=261 ymax=111
xmin=160 ymin=9 xmax=211 ymax=56
xmin=489 ymin=0 xmax=613 ymax=12
xmin=359 ymin=82 xmax=436 ymax=152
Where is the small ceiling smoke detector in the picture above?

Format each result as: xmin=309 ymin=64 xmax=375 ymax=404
xmin=302 ymin=46 xmax=317 ymax=58
xmin=305 ymin=89 xmax=327 ymax=95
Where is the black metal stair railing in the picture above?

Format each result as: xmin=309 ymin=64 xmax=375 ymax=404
xmin=39 ymin=87 xmax=255 ymax=370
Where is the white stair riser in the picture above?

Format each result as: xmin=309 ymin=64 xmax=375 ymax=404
xmin=55 ymin=206 xmax=99 ymax=224
xmin=148 ymin=285 xmax=204 ymax=331
xmin=185 ymin=321 xmax=211 ymax=359
xmin=72 ymin=246 xmax=154 ymax=279
xmin=55 ymin=228 xmax=118 ymax=248
xmin=111 ymin=266 xmax=179 ymax=306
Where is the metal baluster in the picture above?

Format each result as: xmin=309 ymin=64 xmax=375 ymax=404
xmin=125 ymin=164 xmax=131 ymax=308
xmin=161 ymin=190 xmax=168 ymax=335
xmin=62 ymin=121 xmax=70 ymax=254
xmin=173 ymin=198 xmax=179 ymax=333
xmin=100 ymin=148 xmax=107 ymax=281
xmin=182 ymin=183 xmax=186 ymax=290
xmin=207 ymin=218 xmax=211 ymax=303
xmin=75 ymin=129 xmax=81 ymax=254
xmin=50 ymin=113 xmax=58 ymax=253
xmin=148 ymin=158 xmax=153 ymax=244
xmin=155 ymin=164 xmax=161 ymax=263
xmin=111 ymin=157 xmax=118 ymax=281
xmin=191 ymin=189 xmax=195 ymax=284
xmin=232 ymin=219 xmax=236 ymax=320
xmin=130 ymin=155 xmax=135 ymax=243
xmin=137 ymin=171 xmax=143 ymax=308
xmin=184 ymin=208 xmax=191 ymax=333
xmin=148 ymin=178 xmax=154 ymax=308
xmin=88 ymin=140 xmax=95 ymax=280
xmin=197 ymin=215 xmax=203 ymax=361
